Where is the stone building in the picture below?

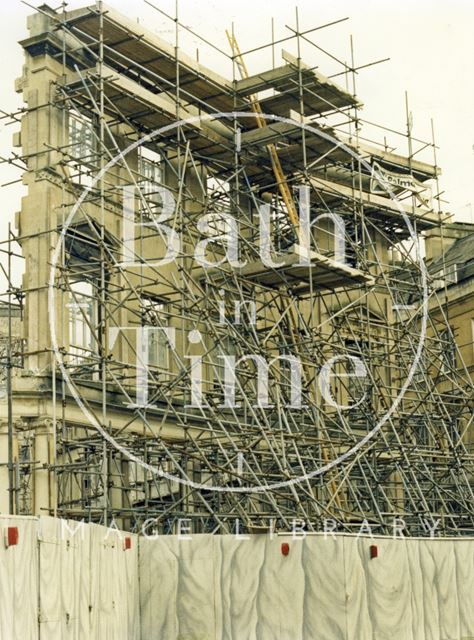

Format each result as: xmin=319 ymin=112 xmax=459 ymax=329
xmin=1 ymin=2 xmax=472 ymax=535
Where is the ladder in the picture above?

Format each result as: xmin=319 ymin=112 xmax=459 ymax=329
xmin=226 ymin=31 xmax=344 ymax=515
xmin=226 ymin=30 xmax=299 ymax=230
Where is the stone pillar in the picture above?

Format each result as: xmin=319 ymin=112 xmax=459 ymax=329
xmin=33 ymin=420 xmax=55 ymax=516
xmin=0 ymin=420 xmax=11 ymax=513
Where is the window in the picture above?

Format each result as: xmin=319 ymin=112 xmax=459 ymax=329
xmin=138 ymin=147 xmax=163 ymax=217
xmin=148 ymin=327 xmax=169 ymax=370
xmin=139 ymin=156 xmax=161 ymax=188
xmin=213 ymin=334 xmax=237 ymax=390
xmin=69 ymin=111 xmax=95 ymax=162
xmin=440 ymin=327 xmax=457 ymax=374
xmin=205 ymin=177 xmax=233 ymax=235
xmin=141 ymin=296 xmax=169 ymax=370
xmin=68 ymin=281 xmax=97 ymax=364
xmin=433 ymin=264 xmax=458 ymax=290
xmin=471 ymin=319 xmax=474 ymax=360
xmin=68 ymin=111 xmax=96 ymax=187
xmin=344 ymin=338 xmax=371 ymax=406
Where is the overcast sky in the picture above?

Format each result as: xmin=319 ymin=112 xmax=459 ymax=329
xmin=0 ymin=0 xmax=472 ymax=274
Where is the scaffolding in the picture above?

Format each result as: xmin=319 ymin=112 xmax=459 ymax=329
xmin=0 ymin=1 xmax=473 ymax=535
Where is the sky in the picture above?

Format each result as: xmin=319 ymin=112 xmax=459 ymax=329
xmin=0 ymin=0 xmax=472 ymax=289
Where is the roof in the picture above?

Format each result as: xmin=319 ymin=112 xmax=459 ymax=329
xmin=429 ymin=232 xmax=474 ymax=284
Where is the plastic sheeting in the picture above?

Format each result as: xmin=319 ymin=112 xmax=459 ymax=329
xmin=89 ymin=523 xmax=140 ymax=640
xmin=139 ymin=533 xmax=474 ymax=640
xmin=2 ymin=517 xmax=474 ymax=639
xmin=0 ymin=516 xmax=38 ymax=640
xmin=0 ymin=515 xmax=139 ymax=640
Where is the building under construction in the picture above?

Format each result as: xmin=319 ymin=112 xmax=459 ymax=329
xmin=0 ymin=1 xmax=473 ymax=538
